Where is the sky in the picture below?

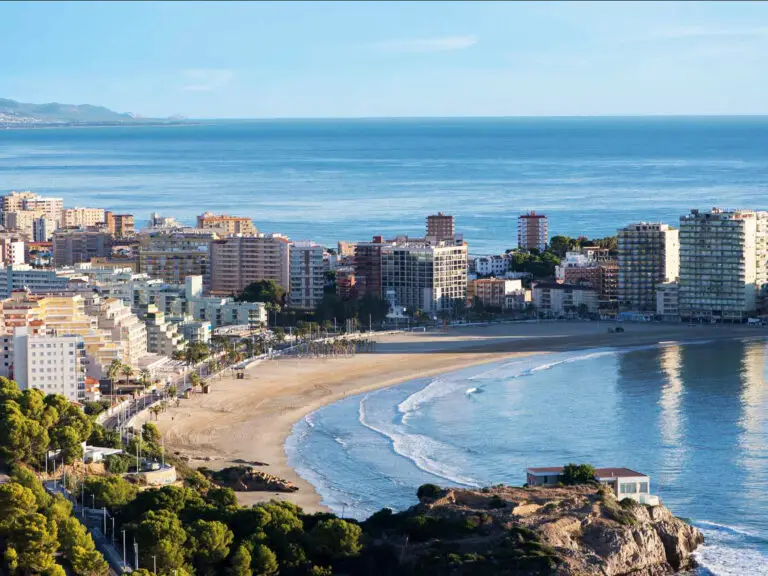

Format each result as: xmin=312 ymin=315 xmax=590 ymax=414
xmin=1 ymin=1 xmax=768 ymax=119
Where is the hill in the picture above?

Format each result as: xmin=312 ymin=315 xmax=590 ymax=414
xmin=0 ymin=97 xmax=182 ymax=126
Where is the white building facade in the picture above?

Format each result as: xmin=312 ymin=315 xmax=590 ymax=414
xmin=289 ymin=241 xmax=325 ymax=309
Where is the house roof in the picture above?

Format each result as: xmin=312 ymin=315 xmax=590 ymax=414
xmin=527 ymin=467 xmax=647 ymax=479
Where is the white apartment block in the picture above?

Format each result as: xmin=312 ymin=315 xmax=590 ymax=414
xmin=0 ymin=238 xmax=26 ymax=266
xmin=617 ymin=223 xmax=680 ymax=312
xmin=1 ymin=191 xmax=63 ymax=226
xmin=33 ymin=217 xmax=57 ymax=242
xmin=679 ymin=208 xmax=766 ymax=321
xmin=381 ymin=238 xmax=468 ymax=315
xmin=532 ymin=282 xmax=599 ymax=316
xmin=5 ymin=209 xmax=44 ymax=238
xmin=144 ymin=305 xmax=185 ymax=356
xmin=88 ymin=297 xmax=148 ymax=369
xmin=289 ymin=241 xmax=325 ymax=309
xmin=1 ymin=327 xmax=86 ymax=402
xmin=61 ymin=207 xmax=107 ymax=228
xmin=472 ymin=278 xmax=524 ymax=309
xmin=474 ymin=255 xmax=510 ymax=277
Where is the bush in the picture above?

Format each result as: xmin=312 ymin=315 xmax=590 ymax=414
xmin=416 ymin=484 xmax=442 ymax=501
xmin=561 ymin=463 xmax=596 ymax=485
xmin=488 ymin=495 xmax=506 ymax=509
xmin=104 ymin=454 xmax=132 ymax=474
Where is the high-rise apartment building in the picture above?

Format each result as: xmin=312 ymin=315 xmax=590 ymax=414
xmin=617 ymin=223 xmax=680 ymax=312
xmin=0 ymin=237 xmax=26 ymax=266
xmin=426 ymin=212 xmax=455 ymax=241
xmin=2 ymin=327 xmax=86 ymax=402
xmin=61 ymin=207 xmax=107 ymax=228
xmin=289 ymin=241 xmax=325 ymax=309
xmin=354 ymin=236 xmax=386 ymax=298
xmin=209 ymin=234 xmax=291 ymax=296
xmin=197 ymin=212 xmax=258 ymax=236
xmin=138 ymin=230 xmax=217 ymax=288
xmin=32 ymin=217 xmax=56 ymax=242
xmin=5 ymin=209 xmax=45 ymax=238
xmin=52 ymin=229 xmax=114 ymax=266
xmin=381 ymin=237 xmax=468 ymax=315
xmin=105 ymin=211 xmax=135 ymax=238
xmin=678 ymin=208 xmax=766 ymax=321
xmin=518 ymin=211 xmax=549 ymax=252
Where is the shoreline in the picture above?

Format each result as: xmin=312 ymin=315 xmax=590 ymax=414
xmin=153 ymin=322 xmax=766 ymax=513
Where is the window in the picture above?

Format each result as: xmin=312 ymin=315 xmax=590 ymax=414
xmin=639 ymin=482 xmax=648 ymax=493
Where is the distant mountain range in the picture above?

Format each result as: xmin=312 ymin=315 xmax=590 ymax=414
xmin=0 ymin=98 xmax=186 ymax=127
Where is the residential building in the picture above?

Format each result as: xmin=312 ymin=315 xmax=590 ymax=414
xmin=426 ymin=212 xmax=455 ymax=241
xmin=178 ymin=319 xmax=211 ymax=344
xmin=556 ymin=251 xmax=618 ymax=312
xmin=209 ymin=233 xmax=291 ymax=296
xmin=105 ymin=212 xmax=135 ymax=238
xmin=518 ymin=211 xmax=549 ymax=252
xmin=147 ymin=212 xmax=183 ymax=230
xmin=337 ymin=241 xmax=356 ymax=260
xmin=532 ymin=282 xmax=599 ymax=316
xmin=61 ymin=207 xmax=106 ymax=228
xmin=5 ymin=209 xmax=45 ymax=238
xmin=525 ymin=467 xmax=658 ymax=506
xmin=1 ymin=191 xmax=63 ymax=225
xmin=289 ymin=241 xmax=325 ymax=309
xmin=354 ymin=236 xmax=386 ymax=298
xmin=0 ymin=237 xmax=25 ymax=266
xmin=336 ymin=267 xmax=357 ymax=300
xmin=52 ymin=229 xmax=114 ymax=266
xmin=656 ymin=282 xmax=680 ymax=320
xmin=138 ymin=230 xmax=217 ymax=288
xmin=618 ymin=223 xmax=680 ymax=312
xmin=87 ymin=296 xmax=148 ymax=368
xmin=505 ymin=290 xmax=532 ymax=311
xmin=0 ymin=265 xmax=69 ymax=299
xmin=197 ymin=212 xmax=258 ymax=236
xmin=2 ymin=327 xmax=86 ymax=402
xmin=472 ymin=278 xmax=524 ymax=309
xmin=144 ymin=305 xmax=186 ymax=356
xmin=475 ymin=255 xmax=511 ymax=277
xmin=381 ymin=237 xmax=468 ymax=314
xmin=678 ymin=208 xmax=765 ymax=321
xmin=32 ymin=217 xmax=56 ymax=242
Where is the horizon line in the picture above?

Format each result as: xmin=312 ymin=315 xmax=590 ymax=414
xmin=179 ymin=113 xmax=768 ymax=121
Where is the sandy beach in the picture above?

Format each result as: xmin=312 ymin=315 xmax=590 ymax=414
xmin=152 ymin=321 xmax=764 ymax=512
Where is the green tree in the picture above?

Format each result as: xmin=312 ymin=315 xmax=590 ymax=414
xmin=561 ymin=463 xmax=596 ymax=485
xmin=189 ymin=519 xmax=234 ymax=571
xmin=237 ymin=280 xmax=286 ymax=306
xmin=0 ymin=482 xmax=38 ymax=532
xmin=10 ymin=465 xmax=52 ymax=509
xmin=7 ymin=512 xmax=59 ymax=575
xmin=309 ymin=518 xmax=363 ymax=560
xmin=121 ymin=365 xmax=135 ymax=385
xmin=251 ymin=544 xmax=279 ymax=576
xmin=82 ymin=476 xmax=138 ymax=508
xmin=134 ymin=509 xmax=189 ymax=573
xmin=58 ymin=517 xmax=109 ymax=576
xmin=0 ymin=376 xmax=22 ymax=402
xmin=52 ymin=425 xmax=84 ymax=465
xmin=228 ymin=544 xmax=252 ymax=576
xmin=142 ymin=422 xmax=161 ymax=445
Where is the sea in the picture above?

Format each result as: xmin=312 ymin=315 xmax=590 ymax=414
xmin=4 ymin=118 xmax=768 ymax=573
xmin=2 ymin=117 xmax=768 ymax=254
xmin=286 ymin=338 xmax=768 ymax=575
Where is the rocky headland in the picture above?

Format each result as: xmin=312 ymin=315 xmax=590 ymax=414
xmin=361 ymin=484 xmax=703 ymax=575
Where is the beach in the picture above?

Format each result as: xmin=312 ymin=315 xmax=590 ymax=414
xmin=153 ymin=321 xmax=763 ymax=512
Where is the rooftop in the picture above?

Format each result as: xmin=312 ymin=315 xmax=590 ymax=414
xmin=527 ymin=467 xmax=647 ymax=478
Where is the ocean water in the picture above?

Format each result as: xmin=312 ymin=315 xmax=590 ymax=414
xmin=286 ymin=338 xmax=768 ymax=575
xmin=3 ymin=117 xmax=768 ymax=253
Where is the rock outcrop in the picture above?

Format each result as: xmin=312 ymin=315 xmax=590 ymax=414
xmin=365 ymin=484 xmax=703 ymax=575
xmin=204 ymin=465 xmax=298 ymax=493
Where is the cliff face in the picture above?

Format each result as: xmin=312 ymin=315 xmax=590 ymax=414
xmin=367 ymin=485 xmax=703 ymax=575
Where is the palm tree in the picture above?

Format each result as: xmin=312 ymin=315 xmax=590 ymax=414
xmin=121 ymin=365 xmax=135 ymax=386
xmin=139 ymin=368 xmax=152 ymax=389
xmin=107 ymin=359 xmax=123 ymax=404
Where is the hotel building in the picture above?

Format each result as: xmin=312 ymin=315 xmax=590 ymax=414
xmin=209 ymin=233 xmax=291 ymax=296
xmin=289 ymin=241 xmax=325 ymax=309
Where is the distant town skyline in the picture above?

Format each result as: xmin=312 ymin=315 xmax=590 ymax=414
xmin=2 ymin=1 xmax=768 ymax=119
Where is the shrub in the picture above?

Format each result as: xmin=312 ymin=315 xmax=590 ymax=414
xmin=561 ymin=463 xmax=596 ymax=485
xmin=416 ymin=484 xmax=442 ymax=501
xmin=488 ymin=495 xmax=506 ymax=509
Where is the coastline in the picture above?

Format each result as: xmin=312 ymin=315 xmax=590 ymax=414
xmin=153 ymin=321 xmax=765 ymax=513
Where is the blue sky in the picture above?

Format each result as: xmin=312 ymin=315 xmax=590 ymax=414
xmin=2 ymin=1 xmax=767 ymax=118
